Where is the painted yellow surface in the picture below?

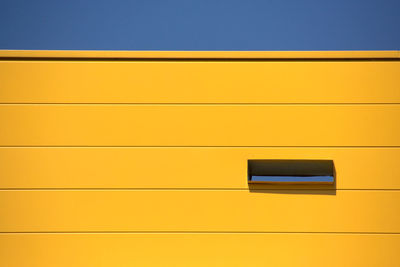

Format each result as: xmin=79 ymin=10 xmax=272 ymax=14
xmin=1 ymin=105 xmax=399 ymax=146
xmin=1 ymin=51 xmax=399 ymax=266
xmin=1 ymin=49 xmax=399 ymax=58
xmin=1 ymin=234 xmax=400 ymax=267
xmin=1 ymin=190 xmax=399 ymax=232
xmin=1 ymin=147 xmax=400 ymax=189
xmin=1 ymin=61 xmax=400 ymax=103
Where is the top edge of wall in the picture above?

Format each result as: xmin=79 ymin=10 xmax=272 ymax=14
xmin=0 ymin=50 xmax=399 ymax=59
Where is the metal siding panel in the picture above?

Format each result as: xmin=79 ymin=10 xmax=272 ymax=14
xmin=1 ymin=61 xmax=399 ymax=103
xmin=1 ymin=190 xmax=399 ymax=232
xmin=0 ymin=105 xmax=399 ymax=146
xmin=1 ymin=147 xmax=400 ymax=189
xmin=1 ymin=233 xmax=400 ymax=267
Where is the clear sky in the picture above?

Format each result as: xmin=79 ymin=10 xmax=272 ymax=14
xmin=1 ymin=0 xmax=399 ymax=50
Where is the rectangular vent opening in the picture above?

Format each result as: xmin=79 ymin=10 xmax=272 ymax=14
xmin=248 ymin=160 xmax=335 ymax=184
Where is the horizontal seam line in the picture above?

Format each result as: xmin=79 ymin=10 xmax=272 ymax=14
xmin=1 ymin=231 xmax=400 ymax=235
xmin=1 ymin=58 xmax=399 ymax=62
xmin=0 ymin=189 xmax=399 ymax=191
xmin=1 ymin=103 xmax=400 ymax=105
xmin=1 ymin=146 xmax=400 ymax=148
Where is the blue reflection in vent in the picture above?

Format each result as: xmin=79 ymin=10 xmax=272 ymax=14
xmin=251 ymin=176 xmax=334 ymax=183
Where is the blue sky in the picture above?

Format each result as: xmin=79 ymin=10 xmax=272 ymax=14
xmin=1 ymin=0 xmax=399 ymax=50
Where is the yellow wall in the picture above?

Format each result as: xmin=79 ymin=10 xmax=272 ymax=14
xmin=0 ymin=51 xmax=399 ymax=266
